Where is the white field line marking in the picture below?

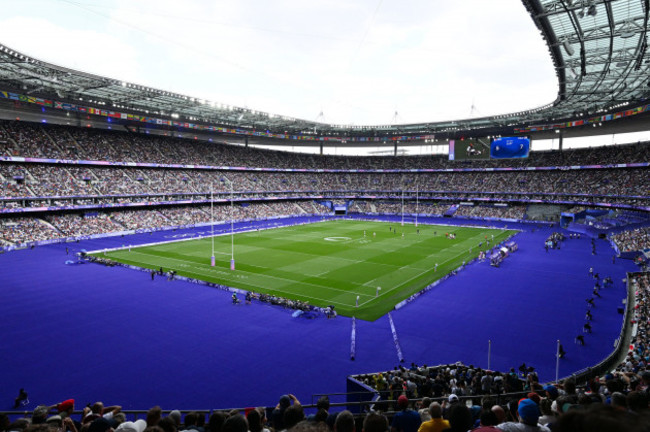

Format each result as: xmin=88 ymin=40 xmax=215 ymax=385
xmin=358 ymin=230 xmax=514 ymax=307
xmin=116 ymin=250 xmax=376 ymax=300
xmin=362 ymin=230 xmax=490 ymax=287
xmin=105 ymin=252 xmax=356 ymax=307
xmin=105 ymin=224 xmax=515 ymax=309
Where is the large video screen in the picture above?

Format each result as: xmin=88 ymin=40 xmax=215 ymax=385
xmin=450 ymin=138 xmax=491 ymax=161
xmin=490 ymin=136 xmax=530 ymax=159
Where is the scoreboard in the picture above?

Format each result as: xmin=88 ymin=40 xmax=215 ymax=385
xmin=490 ymin=137 xmax=530 ymax=159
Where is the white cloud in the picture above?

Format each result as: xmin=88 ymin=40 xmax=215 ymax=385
xmin=0 ymin=16 xmax=141 ymax=82
xmin=0 ymin=0 xmax=557 ymax=125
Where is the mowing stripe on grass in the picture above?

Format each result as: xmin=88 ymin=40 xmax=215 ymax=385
xmin=91 ymin=220 xmax=517 ymax=321
xmin=120 ymin=250 xmax=379 ymax=301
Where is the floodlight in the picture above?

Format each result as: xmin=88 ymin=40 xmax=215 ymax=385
xmin=587 ymin=4 xmax=597 ymax=16
xmin=563 ymin=39 xmax=575 ymax=56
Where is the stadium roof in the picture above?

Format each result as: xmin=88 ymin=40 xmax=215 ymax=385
xmin=0 ymin=0 xmax=648 ymax=141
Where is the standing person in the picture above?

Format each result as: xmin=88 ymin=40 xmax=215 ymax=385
xmin=334 ymin=411 xmax=355 ymax=432
xmin=56 ymin=399 xmax=75 ymax=419
xmin=306 ymin=396 xmax=331 ymax=423
xmin=82 ymin=402 xmax=122 ymax=424
xmin=417 ymin=402 xmax=448 ymax=432
xmin=472 ymin=410 xmax=501 ymax=432
xmin=151 ymin=270 xmax=155 ymax=281
xmin=246 ymin=408 xmax=269 ymax=432
xmin=181 ymin=412 xmax=205 ymax=432
xmin=496 ymin=399 xmax=550 ymax=431
xmin=13 ymin=389 xmax=28 ymax=409
xmin=146 ymin=406 xmax=162 ymax=428
xmin=271 ymin=394 xmax=300 ymax=431
xmin=391 ymin=395 xmax=422 ymax=432
xmin=363 ymin=412 xmax=390 ymax=432
xmin=443 ymin=404 xmax=473 ymax=432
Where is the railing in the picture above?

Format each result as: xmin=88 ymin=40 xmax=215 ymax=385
xmin=0 ymin=390 xmax=534 ymax=422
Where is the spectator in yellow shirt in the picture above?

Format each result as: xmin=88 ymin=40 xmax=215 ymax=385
xmin=417 ymin=402 xmax=449 ymax=432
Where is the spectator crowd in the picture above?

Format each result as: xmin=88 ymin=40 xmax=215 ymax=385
xmin=5 ymin=349 xmax=650 ymax=432
xmin=1 ymin=119 xmax=650 ymax=430
xmin=611 ymin=228 xmax=650 ymax=253
xmin=0 ymin=202 xmax=330 ymax=247
xmin=2 ymin=119 xmax=650 ymax=170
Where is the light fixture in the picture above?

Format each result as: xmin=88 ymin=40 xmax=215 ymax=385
xmin=620 ymin=20 xmax=636 ymax=38
xmin=587 ymin=4 xmax=597 ymax=16
xmin=563 ymin=39 xmax=575 ymax=56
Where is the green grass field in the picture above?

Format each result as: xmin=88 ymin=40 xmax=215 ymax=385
xmin=90 ymin=220 xmax=517 ymax=321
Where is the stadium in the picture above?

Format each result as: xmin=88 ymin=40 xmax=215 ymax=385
xmin=1 ymin=0 xmax=650 ymax=431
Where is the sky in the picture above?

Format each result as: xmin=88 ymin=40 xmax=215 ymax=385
xmin=0 ymin=0 xmax=558 ymax=127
